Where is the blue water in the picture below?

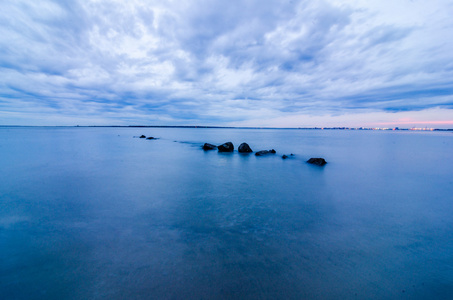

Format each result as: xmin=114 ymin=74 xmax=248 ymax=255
xmin=1 ymin=127 xmax=452 ymax=299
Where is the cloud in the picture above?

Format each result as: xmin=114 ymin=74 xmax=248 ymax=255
xmin=0 ymin=0 xmax=452 ymax=126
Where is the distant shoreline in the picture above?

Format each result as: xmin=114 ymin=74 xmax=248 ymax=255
xmin=1 ymin=125 xmax=452 ymax=131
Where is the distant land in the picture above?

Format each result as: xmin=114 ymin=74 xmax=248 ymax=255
xmin=1 ymin=125 xmax=452 ymax=131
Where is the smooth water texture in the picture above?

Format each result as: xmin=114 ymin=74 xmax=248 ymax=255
xmin=1 ymin=127 xmax=452 ymax=299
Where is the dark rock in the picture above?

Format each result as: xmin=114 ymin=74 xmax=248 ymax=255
xmin=255 ymin=149 xmax=276 ymax=156
xmin=146 ymin=137 xmax=155 ymax=140
xmin=139 ymin=135 xmax=146 ymax=138
xmin=307 ymin=158 xmax=327 ymax=166
xmin=238 ymin=143 xmax=253 ymax=153
xmin=255 ymin=150 xmax=267 ymax=156
xmin=282 ymin=155 xmax=288 ymax=159
xmin=202 ymin=143 xmax=217 ymax=150
xmin=218 ymin=142 xmax=234 ymax=152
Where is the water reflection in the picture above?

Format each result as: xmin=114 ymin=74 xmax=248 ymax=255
xmin=1 ymin=127 xmax=452 ymax=299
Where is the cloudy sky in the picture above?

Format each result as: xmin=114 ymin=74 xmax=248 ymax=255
xmin=1 ymin=0 xmax=452 ymax=128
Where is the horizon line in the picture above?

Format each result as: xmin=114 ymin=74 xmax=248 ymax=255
xmin=1 ymin=125 xmax=452 ymax=131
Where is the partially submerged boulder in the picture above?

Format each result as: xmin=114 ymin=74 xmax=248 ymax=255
xmin=282 ymin=154 xmax=295 ymax=159
xmin=139 ymin=135 xmax=146 ymax=138
xmin=202 ymin=143 xmax=217 ymax=150
xmin=307 ymin=158 xmax=327 ymax=166
xmin=218 ymin=142 xmax=234 ymax=152
xmin=255 ymin=149 xmax=276 ymax=156
xmin=238 ymin=143 xmax=253 ymax=153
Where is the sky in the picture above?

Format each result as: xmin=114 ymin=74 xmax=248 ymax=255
xmin=1 ymin=0 xmax=452 ymax=128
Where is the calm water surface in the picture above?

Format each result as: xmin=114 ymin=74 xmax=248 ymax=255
xmin=1 ymin=127 xmax=452 ymax=299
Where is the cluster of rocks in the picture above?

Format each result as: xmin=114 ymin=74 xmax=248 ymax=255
xmin=138 ymin=135 xmax=157 ymax=140
xmin=202 ymin=141 xmax=327 ymax=166
xmin=136 ymin=136 xmax=327 ymax=166
xmin=203 ymin=142 xmax=267 ymax=155
xmin=203 ymin=142 xmax=252 ymax=153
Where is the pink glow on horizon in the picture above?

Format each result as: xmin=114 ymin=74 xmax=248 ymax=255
xmin=377 ymin=120 xmax=453 ymax=125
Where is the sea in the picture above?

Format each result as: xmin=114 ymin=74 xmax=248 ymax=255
xmin=1 ymin=126 xmax=452 ymax=299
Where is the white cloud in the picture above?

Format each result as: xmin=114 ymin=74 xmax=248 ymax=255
xmin=0 ymin=0 xmax=452 ymax=127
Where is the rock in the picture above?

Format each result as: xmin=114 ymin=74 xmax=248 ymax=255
xmin=218 ymin=142 xmax=234 ymax=152
xmin=202 ymin=143 xmax=217 ymax=150
xmin=282 ymin=155 xmax=288 ymax=159
xmin=238 ymin=143 xmax=253 ymax=153
xmin=146 ymin=137 xmax=155 ymax=140
xmin=255 ymin=149 xmax=276 ymax=156
xmin=139 ymin=135 xmax=146 ymax=138
xmin=307 ymin=158 xmax=327 ymax=166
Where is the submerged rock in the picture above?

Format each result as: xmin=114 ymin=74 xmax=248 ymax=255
xmin=202 ymin=143 xmax=217 ymax=150
xmin=282 ymin=153 xmax=295 ymax=159
xmin=255 ymin=149 xmax=276 ymax=156
xmin=307 ymin=158 xmax=327 ymax=166
xmin=238 ymin=143 xmax=253 ymax=153
xmin=218 ymin=142 xmax=234 ymax=152
xmin=139 ymin=135 xmax=146 ymax=138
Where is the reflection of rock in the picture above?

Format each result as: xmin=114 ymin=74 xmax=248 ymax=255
xmin=238 ymin=143 xmax=253 ymax=153
xmin=307 ymin=158 xmax=327 ymax=166
xmin=255 ymin=149 xmax=276 ymax=156
xmin=139 ymin=135 xmax=146 ymax=138
xmin=218 ymin=142 xmax=234 ymax=152
xmin=202 ymin=143 xmax=217 ymax=150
